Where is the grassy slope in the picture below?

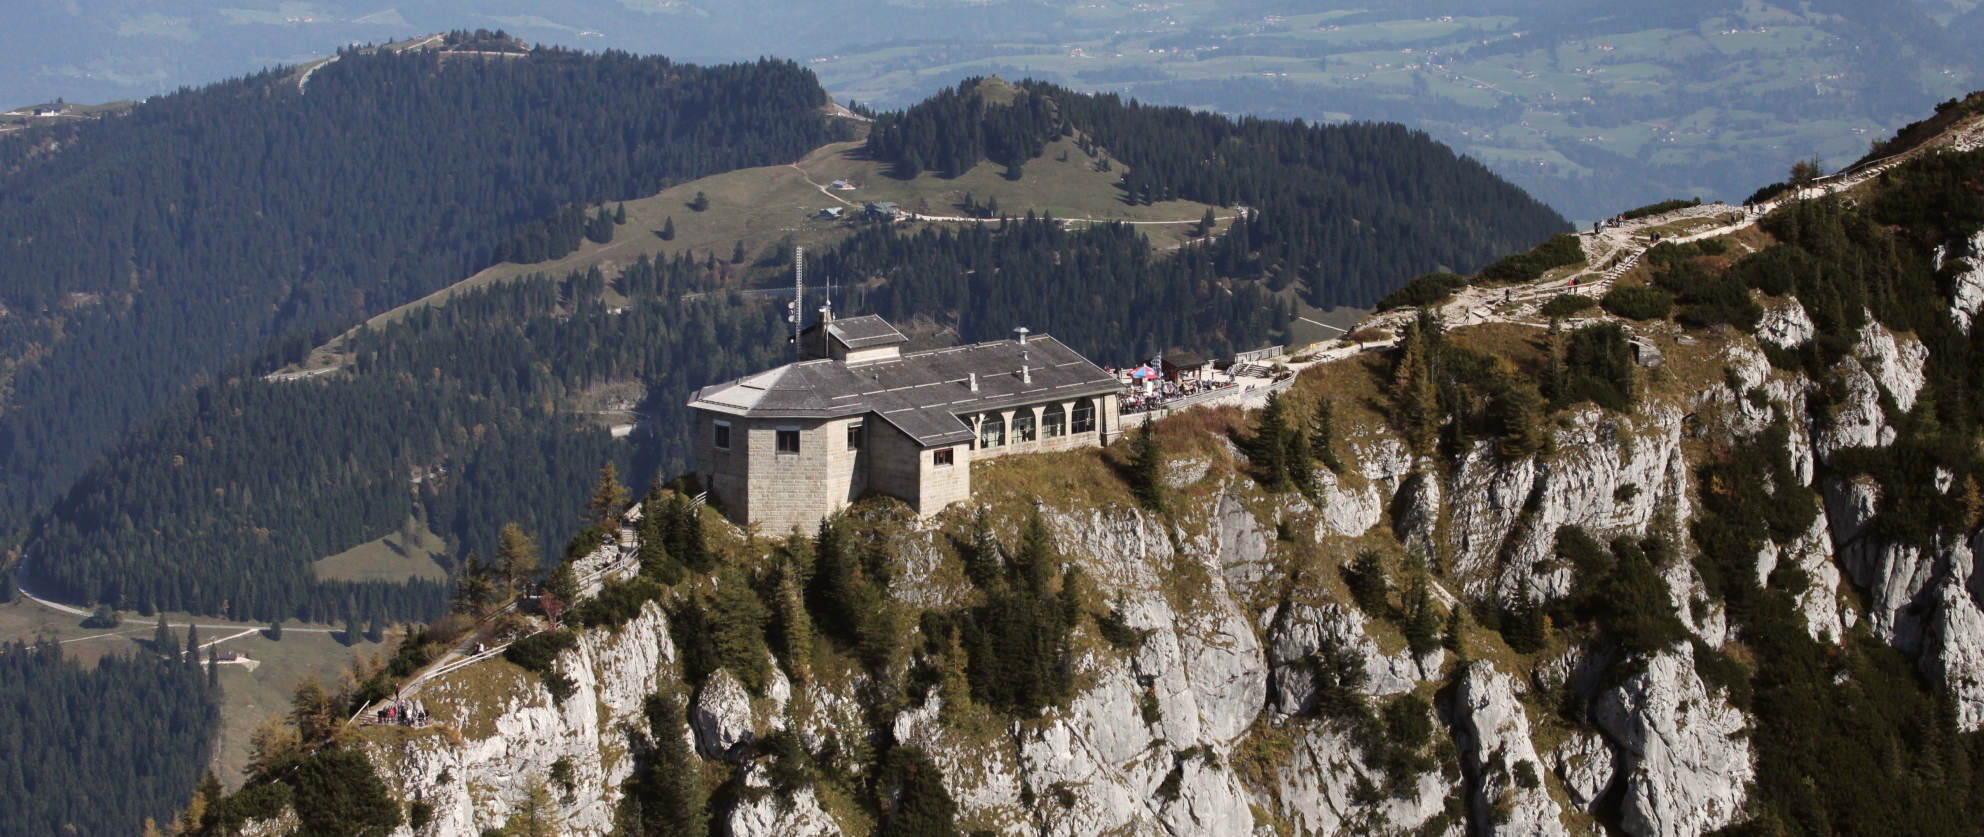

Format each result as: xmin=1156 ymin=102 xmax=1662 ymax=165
xmin=287 ymin=128 xmax=1221 ymax=371
xmin=312 ymin=516 xmax=449 ymax=584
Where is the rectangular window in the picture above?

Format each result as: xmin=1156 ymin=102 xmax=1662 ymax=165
xmin=1072 ymin=398 xmax=1096 ymax=433
xmin=847 ymin=422 xmax=863 ymax=451
xmin=933 ymin=447 xmax=955 ymax=466
xmin=1013 ymin=411 xmax=1036 ymax=442
xmin=776 ymin=428 xmax=800 ymax=454
xmin=713 ymin=421 xmax=731 ymax=450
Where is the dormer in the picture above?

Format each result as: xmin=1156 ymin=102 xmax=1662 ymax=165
xmin=799 ymin=312 xmax=908 ymax=363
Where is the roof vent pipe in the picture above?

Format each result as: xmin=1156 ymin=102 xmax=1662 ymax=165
xmin=1013 ymin=326 xmax=1030 ymax=344
xmin=968 ymin=372 xmax=978 ymax=392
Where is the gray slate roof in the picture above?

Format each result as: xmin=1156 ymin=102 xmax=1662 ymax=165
xmin=690 ymin=329 xmax=1123 ymax=446
xmin=802 ymin=314 xmax=906 ymax=349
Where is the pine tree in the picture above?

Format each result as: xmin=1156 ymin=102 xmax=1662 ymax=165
xmin=207 ymin=644 xmax=221 ymax=689
xmin=660 ymin=216 xmax=675 ymax=240
xmin=1402 ymin=577 xmax=1442 ymax=656
xmin=343 ymin=611 xmax=361 ymax=647
xmin=544 ymin=560 xmax=579 ymax=606
xmin=499 ymin=523 xmax=541 ymax=596
xmin=1391 ymin=315 xmax=1443 ymax=455
xmin=1197 ymin=207 xmax=1217 ymax=237
xmin=731 ymin=240 xmax=747 ymax=264
xmin=772 ymin=565 xmax=815 ymax=683
xmin=632 ymin=693 xmax=706 ymax=837
xmin=364 ymin=614 xmax=384 ymax=644
xmin=154 ymin=614 xmax=178 ymax=660
xmin=267 ymin=618 xmax=283 ymax=641
xmin=711 ymin=566 xmax=771 ymax=692
xmin=1310 ymin=395 xmax=1343 ymax=474
xmin=689 ymin=191 xmax=709 ymax=211
xmin=1239 ymin=391 xmax=1294 ymax=491
xmin=1127 ymin=420 xmax=1164 ymax=511
xmin=1344 ymin=551 xmax=1389 ymax=613
xmin=1286 ymin=427 xmax=1315 ymax=498
xmin=614 ymin=203 xmax=626 ymax=224
xmin=184 ymin=624 xmax=201 ymax=668
xmin=881 ymin=746 xmax=959 ymax=835
xmin=586 ymin=462 xmax=629 ymax=530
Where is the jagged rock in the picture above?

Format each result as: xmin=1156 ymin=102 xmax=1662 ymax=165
xmin=1823 ymin=476 xmax=1936 ymax=654
xmin=1165 ymin=457 xmax=1212 ymax=489
xmin=1756 ymin=297 xmax=1815 ymax=349
xmin=1551 ymin=731 xmax=1616 ymax=814
xmin=725 ymin=763 xmax=838 ymax=836
xmin=1272 ymin=722 xmax=1462 ymax=836
xmin=1926 ymin=535 xmax=1984 ymax=731
xmin=1267 ymin=602 xmax=1423 ymax=716
xmin=892 ymin=689 xmax=1027 ymax=831
xmin=1307 ymin=435 xmax=1413 ymax=540
xmin=1454 ymin=662 xmax=1567 ymax=837
xmin=691 ymin=668 xmax=755 ymax=761
xmin=1594 ymin=644 xmax=1751 ymax=837
xmin=1445 ymin=405 xmax=1688 ymax=607
xmin=374 ymin=601 xmax=678 ymax=837
xmin=1215 ymin=489 xmax=1274 ymax=593
xmin=1661 ymin=559 xmax=1727 ymax=648
xmin=1755 ymin=514 xmax=1847 ymax=644
xmin=1817 ymin=358 xmax=1894 ymax=457
xmin=1854 ymin=320 xmax=1929 ymax=412
xmin=1948 ymin=236 xmax=1984 ymax=334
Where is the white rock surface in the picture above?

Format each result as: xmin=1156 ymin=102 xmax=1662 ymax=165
xmin=1853 ymin=320 xmax=1929 ymax=413
xmin=1939 ymin=230 xmax=1984 ymax=334
xmin=726 ymin=763 xmax=838 ymax=837
xmin=1272 ymin=722 xmax=1461 ymax=836
xmin=1756 ymin=297 xmax=1815 ymax=349
xmin=375 ymin=601 xmax=678 ymax=837
xmin=691 ymin=668 xmax=756 ymax=761
xmin=1594 ymin=644 xmax=1751 ymax=837
xmin=1551 ymin=731 xmax=1616 ymax=814
xmin=1455 ymin=662 xmax=1566 ymax=837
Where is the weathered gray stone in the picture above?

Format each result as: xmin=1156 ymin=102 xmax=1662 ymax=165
xmin=691 ymin=668 xmax=755 ymax=761
xmin=1594 ymin=644 xmax=1751 ymax=837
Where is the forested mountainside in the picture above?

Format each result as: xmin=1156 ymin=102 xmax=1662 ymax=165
xmin=177 ymin=102 xmax=1984 ymax=837
xmin=0 ymin=46 xmax=841 ymax=543
xmin=13 ymin=61 xmax=1566 ymax=623
xmin=0 ymin=640 xmax=219 ymax=836
xmin=865 ymin=78 xmax=1568 ymax=311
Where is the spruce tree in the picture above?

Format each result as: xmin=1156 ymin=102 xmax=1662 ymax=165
xmin=1128 ymin=420 xmax=1164 ymax=511
xmin=587 ymin=462 xmax=629 ymax=530
xmin=207 ymin=645 xmax=221 ymax=689
xmin=1310 ymin=395 xmax=1343 ymax=474
xmin=544 ymin=561 xmax=579 ymax=605
xmin=710 ymin=566 xmax=771 ymax=692
xmin=881 ymin=747 xmax=958 ymax=836
xmin=631 ymin=693 xmax=706 ymax=837
xmin=660 ymin=216 xmax=675 ymax=240
xmin=772 ymin=565 xmax=815 ymax=683
xmin=1402 ymin=577 xmax=1442 ymax=656
xmin=267 ymin=618 xmax=283 ymax=641
xmin=154 ymin=615 xmax=178 ymax=660
xmin=183 ymin=624 xmax=200 ymax=668
xmin=1240 ymin=391 xmax=1293 ymax=491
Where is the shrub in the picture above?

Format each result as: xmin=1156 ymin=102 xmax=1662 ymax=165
xmin=504 ymin=629 xmax=577 ymax=674
xmin=1601 ymin=285 xmax=1673 ymax=320
xmin=1619 ymin=198 xmax=1698 ymax=221
xmin=1538 ymin=294 xmax=1597 ymax=319
xmin=1343 ymin=551 xmax=1389 ymax=613
xmin=1377 ymin=272 xmax=1469 ymax=310
xmin=1477 ymin=234 xmax=1585 ymax=285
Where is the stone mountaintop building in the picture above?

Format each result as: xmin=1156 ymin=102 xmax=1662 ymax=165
xmin=688 ymin=311 xmax=1124 ymax=534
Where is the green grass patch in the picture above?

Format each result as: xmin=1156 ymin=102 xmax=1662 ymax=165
xmin=312 ymin=517 xmax=448 ymax=584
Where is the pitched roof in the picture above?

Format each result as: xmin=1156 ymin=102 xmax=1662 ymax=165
xmin=690 ymin=326 xmax=1123 ymax=446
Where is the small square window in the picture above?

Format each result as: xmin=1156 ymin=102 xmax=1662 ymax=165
xmin=933 ymin=447 xmax=955 ymax=466
xmin=847 ymin=422 xmax=864 ymax=450
xmin=713 ymin=421 xmax=731 ymax=450
xmin=776 ymin=428 xmax=801 ymax=454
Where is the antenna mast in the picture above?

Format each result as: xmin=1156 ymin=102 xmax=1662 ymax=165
xmin=789 ymin=247 xmax=805 ymax=357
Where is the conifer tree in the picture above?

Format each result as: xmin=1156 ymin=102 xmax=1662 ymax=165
xmin=659 ymin=216 xmax=675 ymax=240
xmin=498 ymin=523 xmax=541 ymax=596
xmin=154 ymin=614 xmax=178 ymax=660
xmin=1128 ymin=420 xmax=1164 ymax=511
xmin=544 ymin=560 xmax=579 ymax=606
xmin=630 ymin=693 xmax=706 ymax=837
xmin=586 ymin=462 xmax=629 ymax=530
xmin=1391 ymin=313 xmax=1443 ymax=455
xmin=207 ymin=645 xmax=220 ymax=689
xmin=689 ymin=191 xmax=709 ymax=211
xmin=1239 ymin=391 xmax=1294 ymax=491
xmin=1310 ymin=395 xmax=1343 ymax=474
xmin=614 ymin=203 xmax=627 ymax=224
xmin=267 ymin=618 xmax=283 ymax=641
xmin=1286 ymin=426 xmax=1315 ymax=497
xmin=1402 ymin=577 xmax=1442 ymax=656
xmin=772 ymin=565 xmax=814 ymax=682
xmin=1197 ymin=207 xmax=1217 ymax=237
xmin=881 ymin=747 xmax=958 ymax=836
xmin=711 ymin=566 xmax=771 ymax=692
xmin=183 ymin=624 xmax=200 ymax=668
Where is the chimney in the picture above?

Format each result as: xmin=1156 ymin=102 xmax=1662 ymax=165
xmin=968 ymin=372 xmax=978 ymax=392
xmin=1021 ymin=364 xmax=1032 ymax=384
xmin=1013 ymin=326 xmax=1030 ymax=344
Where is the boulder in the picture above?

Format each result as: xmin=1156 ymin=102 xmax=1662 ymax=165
xmin=691 ymin=668 xmax=755 ymax=761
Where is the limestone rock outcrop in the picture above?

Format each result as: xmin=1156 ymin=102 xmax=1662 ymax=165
xmin=1594 ymin=644 xmax=1751 ymax=837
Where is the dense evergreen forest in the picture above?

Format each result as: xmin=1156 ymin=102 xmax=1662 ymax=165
xmin=0 ymin=46 xmax=841 ymax=543
xmin=0 ymin=641 xmax=219 ymax=836
xmin=865 ymin=77 xmax=1568 ymax=310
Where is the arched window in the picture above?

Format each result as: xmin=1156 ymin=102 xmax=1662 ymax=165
xmin=1043 ymin=404 xmax=1066 ymax=438
xmin=979 ymin=412 xmax=1005 ymax=447
xmin=1072 ymin=398 xmax=1096 ymax=433
xmin=1013 ymin=409 xmax=1036 ymax=443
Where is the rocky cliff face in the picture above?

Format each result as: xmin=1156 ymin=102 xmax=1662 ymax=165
xmin=341 ymin=276 xmax=1984 ymax=836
